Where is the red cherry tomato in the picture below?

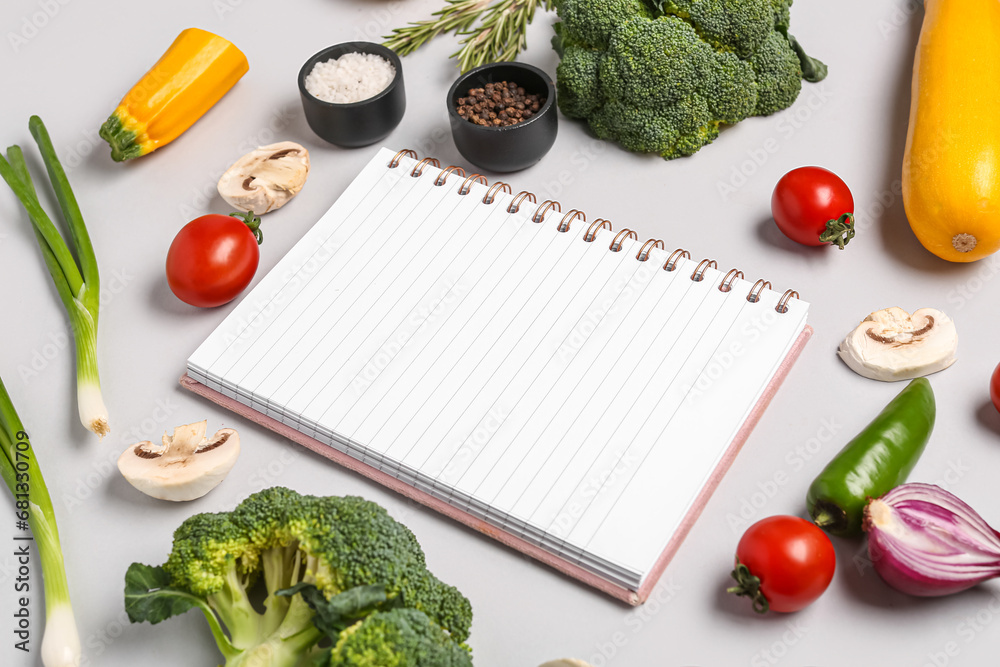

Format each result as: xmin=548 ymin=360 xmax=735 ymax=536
xmin=729 ymin=515 xmax=835 ymax=613
xmin=166 ymin=213 xmax=262 ymax=308
xmin=991 ymin=361 xmax=1000 ymax=414
xmin=771 ymin=166 xmax=856 ymax=249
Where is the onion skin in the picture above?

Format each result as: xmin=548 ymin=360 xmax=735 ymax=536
xmin=863 ymin=483 xmax=1000 ymax=597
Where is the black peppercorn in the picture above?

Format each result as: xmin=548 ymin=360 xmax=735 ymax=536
xmin=455 ymin=80 xmax=545 ymax=128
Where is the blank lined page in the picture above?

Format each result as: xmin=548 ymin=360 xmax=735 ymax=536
xmin=188 ymin=148 xmax=809 ymax=590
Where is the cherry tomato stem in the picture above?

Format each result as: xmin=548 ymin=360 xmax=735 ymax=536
xmin=817 ymin=213 xmax=857 ymax=249
xmin=231 ymin=209 xmax=264 ymax=244
xmin=727 ymin=560 xmax=770 ymax=613
xmin=771 ymin=166 xmax=856 ymax=249
xmin=728 ymin=515 xmax=836 ymax=614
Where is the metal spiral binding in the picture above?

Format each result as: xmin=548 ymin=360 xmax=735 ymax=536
xmin=609 ymin=229 xmax=638 ymax=252
xmin=532 ymin=200 xmax=561 ymax=223
xmin=776 ymin=289 xmax=799 ymax=313
xmin=663 ymin=249 xmax=690 ymax=272
xmin=458 ymin=174 xmax=487 ymax=195
xmin=483 ymin=182 xmax=512 ymax=204
xmin=636 ymin=239 xmax=664 ymax=261
xmin=394 ymin=150 xmax=802 ymax=313
xmin=584 ymin=219 xmax=612 ymax=242
xmin=690 ymin=259 xmax=717 ymax=282
xmin=388 ymin=149 xmax=417 ymax=168
xmin=507 ymin=191 xmax=536 ymax=213
xmin=557 ymin=209 xmax=585 ymax=232
xmin=718 ymin=269 xmax=744 ymax=293
xmin=747 ymin=280 xmax=770 ymax=303
xmin=410 ymin=157 xmax=440 ymax=177
xmin=434 ymin=165 xmax=465 ymax=186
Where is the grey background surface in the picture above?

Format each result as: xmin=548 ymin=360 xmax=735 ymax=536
xmin=1 ymin=0 xmax=998 ymax=665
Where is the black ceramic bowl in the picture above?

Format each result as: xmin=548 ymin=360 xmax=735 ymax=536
xmin=298 ymin=42 xmax=405 ymax=148
xmin=447 ymin=62 xmax=557 ymax=173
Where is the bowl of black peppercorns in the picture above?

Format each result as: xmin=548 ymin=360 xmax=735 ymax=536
xmin=446 ymin=62 xmax=557 ymax=173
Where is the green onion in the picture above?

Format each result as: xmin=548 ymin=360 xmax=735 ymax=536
xmin=0 ymin=116 xmax=108 ymax=438
xmin=0 ymin=375 xmax=80 ymax=666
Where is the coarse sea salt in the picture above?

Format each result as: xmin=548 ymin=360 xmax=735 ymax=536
xmin=304 ymin=52 xmax=396 ymax=104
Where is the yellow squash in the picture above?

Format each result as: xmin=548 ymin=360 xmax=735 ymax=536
xmin=903 ymin=0 xmax=1000 ymax=263
xmin=99 ymin=28 xmax=248 ymax=162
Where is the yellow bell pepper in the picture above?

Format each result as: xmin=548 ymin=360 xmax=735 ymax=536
xmin=99 ymin=28 xmax=248 ymax=162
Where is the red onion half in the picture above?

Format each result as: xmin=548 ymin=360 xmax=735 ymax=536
xmin=863 ymin=483 xmax=1000 ymax=597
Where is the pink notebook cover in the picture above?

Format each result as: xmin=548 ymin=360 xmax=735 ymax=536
xmin=180 ymin=324 xmax=811 ymax=605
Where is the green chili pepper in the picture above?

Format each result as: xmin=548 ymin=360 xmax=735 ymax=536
xmin=806 ymin=377 xmax=935 ymax=538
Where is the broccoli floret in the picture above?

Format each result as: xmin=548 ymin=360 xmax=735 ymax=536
xmin=553 ymin=0 xmax=827 ymax=159
xmin=656 ymin=0 xmax=774 ymax=58
xmin=125 ymin=487 xmax=473 ymax=667
xmin=552 ymin=34 xmax=602 ymax=119
xmin=558 ymin=0 xmax=654 ymax=50
xmin=328 ymin=609 xmax=473 ymax=667
xmin=748 ymin=30 xmax=805 ymax=116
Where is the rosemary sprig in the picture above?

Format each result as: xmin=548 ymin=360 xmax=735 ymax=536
xmin=383 ymin=0 xmax=555 ymax=72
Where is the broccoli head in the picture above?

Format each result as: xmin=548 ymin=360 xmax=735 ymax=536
xmin=125 ymin=487 xmax=473 ymax=667
xmin=553 ymin=0 xmax=827 ymax=159
xmin=328 ymin=609 xmax=474 ymax=667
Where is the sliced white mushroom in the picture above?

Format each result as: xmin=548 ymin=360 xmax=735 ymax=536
xmin=838 ymin=307 xmax=957 ymax=382
xmin=117 ymin=421 xmax=240 ymax=501
xmin=217 ymin=142 xmax=310 ymax=214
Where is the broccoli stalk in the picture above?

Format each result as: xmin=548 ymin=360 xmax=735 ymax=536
xmin=125 ymin=488 xmax=473 ymax=667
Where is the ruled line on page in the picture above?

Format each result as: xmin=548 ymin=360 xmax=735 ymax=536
xmin=300 ymin=186 xmax=516 ymax=433
xmin=198 ymin=149 xmax=407 ymax=375
xmin=220 ymin=165 xmax=431 ymax=391
xmin=248 ymin=179 xmax=462 ymax=420
xmin=537 ymin=270 xmax=727 ymax=547
xmin=331 ymin=208 xmax=576 ymax=448
xmin=284 ymin=195 xmax=517 ymax=440
xmin=377 ymin=224 xmax=611 ymax=471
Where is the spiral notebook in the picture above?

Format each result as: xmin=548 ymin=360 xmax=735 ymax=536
xmin=183 ymin=148 xmax=811 ymax=604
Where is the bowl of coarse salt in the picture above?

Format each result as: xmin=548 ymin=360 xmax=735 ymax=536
xmin=298 ymin=42 xmax=405 ymax=148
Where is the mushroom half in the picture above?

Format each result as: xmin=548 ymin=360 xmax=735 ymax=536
xmin=117 ymin=421 xmax=240 ymax=501
xmin=838 ymin=307 xmax=957 ymax=382
xmin=217 ymin=141 xmax=310 ymax=214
